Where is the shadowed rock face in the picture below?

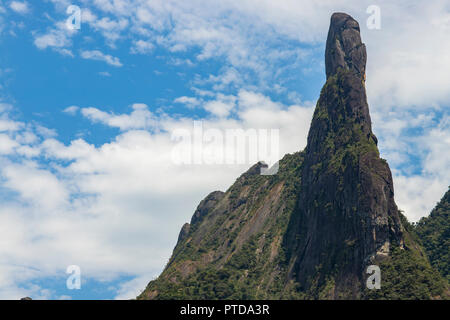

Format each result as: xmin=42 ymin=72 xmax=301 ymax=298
xmin=325 ymin=13 xmax=367 ymax=80
xmin=286 ymin=12 xmax=403 ymax=297
xmin=174 ymin=191 xmax=225 ymax=246
xmin=190 ymin=191 xmax=225 ymax=226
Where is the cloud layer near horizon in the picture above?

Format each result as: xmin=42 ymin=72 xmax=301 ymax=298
xmin=0 ymin=93 xmax=315 ymax=299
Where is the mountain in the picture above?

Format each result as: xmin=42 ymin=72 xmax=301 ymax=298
xmin=138 ymin=13 xmax=448 ymax=300
xmin=415 ymin=188 xmax=450 ymax=282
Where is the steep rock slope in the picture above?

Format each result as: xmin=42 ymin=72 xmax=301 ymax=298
xmin=139 ymin=156 xmax=307 ymax=299
xmin=283 ymin=12 xmax=404 ymax=297
xmin=138 ymin=13 xmax=448 ymax=300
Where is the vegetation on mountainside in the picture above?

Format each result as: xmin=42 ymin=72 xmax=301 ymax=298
xmin=414 ymin=188 xmax=450 ymax=282
xmin=364 ymin=212 xmax=448 ymax=300
xmin=138 ymin=152 xmax=306 ymax=300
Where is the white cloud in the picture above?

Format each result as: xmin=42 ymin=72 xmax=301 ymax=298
xmin=80 ymin=104 xmax=157 ymax=130
xmin=33 ymin=21 xmax=76 ymax=51
xmin=0 ymin=85 xmax=447 ymax=300
xmin=96 ymin=2 xmax=450 ymax=106
xmin=364 ymin=1 xmax=450 ymax=109
xmin=9 ymin=1 xmax=29 ymax=14
xmin=0 ymin=95 xmax=314 ymax=298
xmin=130 ymin=39 xmax=154 ymax=54
xmin=0 ymin=134 xmax=19 ymax=154
xmin=174 ymin=96 xmax=201 ymax=108
xmin=204 ymin=99 xmax=234 ymax=118
xmin=2 ymin=162 xmax=69 ymax=210
xmin=89 ymin=17 xmax=129 ymax=44
xmin=55 ymin=48 xmax=74 ymax=57
xmin=114 ymin=274 xmax=153 ymax=300
xmin=0 ymin=118 xmax=22 ymax=132
xmin=80 ymin=50 xmax=123 ymax=67
xmin=373 ymin=110 xmax=449 ymax=222
xmin=29 ymin=1 xmax=449 ymax=104
xmin=81 ymin=8 xmax=97 ymax=24
xmin=63 ymin=105 xmax=79 ymax=115
xmin=35 ymin=125 xmax=57 ymax=138
xmin=34 ymin=32 xmax=68 ymax=50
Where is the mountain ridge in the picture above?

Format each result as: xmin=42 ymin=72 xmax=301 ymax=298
xmin=415 ymin=188 xmax=450 ymax=282
xmin=138 ymin=12 xmax=448 ymax=300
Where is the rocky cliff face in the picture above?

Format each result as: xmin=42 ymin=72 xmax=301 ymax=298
xmin=284 ymin=12 xmax=404 ymax=297
xmin=325 ymin=13 xmax=367 ymax=80
xmin=138 ymin=13 xmax=448 ymax=300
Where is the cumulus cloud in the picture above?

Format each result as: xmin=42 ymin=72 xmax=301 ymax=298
xmin=373 ymin=110 xmax=450 ymax=221
xmin=80 ymin=104 xmax=157 ymax=130
xmin=113 ymin=274 xmax=153 ymax=300
xmin=203 ymin=97 xmax=235 ymax=118
xmin=89 ymin=17 xmax=129 ymax=44
xmin=33 ymin=21 xmax=77 ymax=51
xmin=23 ymin=0 xmax=450 ymax=106
xmin=63 ymin=105 xmax=79 ymax=115
xmin=130 ymin=39 xmax=154 ymax=54
xmin=80 ymin=50 xmax=123 ymax=67
xmin=174 ymin=96 xmax=201 ymax=108
xmin=0 ymin=134 xmax=19 ymax=154
xmin=29 ymin=1 xmax=450 ymax=104
xmin=0 ymin=94 xmax=314 ymax=298
xmin=9 ymin=1 xmax=29 ymax=14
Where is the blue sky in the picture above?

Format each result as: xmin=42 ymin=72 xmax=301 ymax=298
xmin=0 ymin=0 xmax=448 ymax=299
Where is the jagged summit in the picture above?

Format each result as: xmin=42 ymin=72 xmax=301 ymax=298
xmin=138 ymin=13 xmax=448 ymax=300
xmin=325 ymin=13 xmax=367 ymax=80
xmin=284 ymin=12 xmax=405 ymax=296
